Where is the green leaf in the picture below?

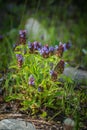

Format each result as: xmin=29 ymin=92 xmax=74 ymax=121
xmin=40 ymin=111 xmax=47 ymax=118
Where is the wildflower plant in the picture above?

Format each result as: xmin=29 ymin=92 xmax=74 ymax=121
xmin=4 ymin=30 xmax=72 ymax=117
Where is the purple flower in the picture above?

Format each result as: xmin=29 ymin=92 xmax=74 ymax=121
xmin=63 ymin=42 xmax=72 ymax=51
xmin=50 ymin=70 xmax=54 ymax=76
xmin=20 ymin=34 xmax=25 ymax=38
xmin=39 ymin=45 xmax=49 ymax=55
xmin=28 ymin=41 xmax=42 ymax=53
xmin=19 ymin=30 xmax=27 ymax=44
xmin=33 ymin=41 xmax=42 ymax=50
xmin=28 ymin=75 xmax=35 ymax=86
xmin=61 ymin=41 xmax=72 ymax=51
xmin=16 ymin=54 xmax=23 ymax=62
xmin=19 ymin=30 xmax=26 ymax=38
xmin=33 ymin=42 xmax=37 ymax=49
xmin=63 ymin=43 xmax=67 ymax=51
xmin=39 ymin=49 xmax=43 ymax=55
xmin=66 ymin=41 xmax=72 ymax=49
xmin=49 ymin=46 xmax=55 ymax=56
xmin=49 ymin=46 xmax=54 ymax=52
xmin=19 ymin=30 xmax=27 ymax=35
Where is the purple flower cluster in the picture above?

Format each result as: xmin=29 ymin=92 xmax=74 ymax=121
xmin=49 ymin=46 xmax=55 ymax=55
xmin=56 ymin=42 xmax=71 ymax=57
xmin=16 ymin=54 xmax=23 ymax=68
xmin=28 ymin=41 xmax=71 ymax=58
xmin=16 ymin=54 xmax=23 ymax=62
xmin=19 ymin=30 xmax=26 ymax=37
xmin=39 ymin=44 xmax=55 ymax=58
xmin=28 ymin=75 xmax=35 ymax=86
xmin=19 ymin=30 xmax=27 ymax=45
xmin=28 ymin=41 xmax=42 ymax=53
xmin=63 ymin=42 xmax=72 ymax=51
xmin=39 ymin=44 xmax=49 ymax=58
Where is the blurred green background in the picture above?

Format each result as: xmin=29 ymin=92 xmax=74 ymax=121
xmin=0 ymin=0 xmax=87 ymax=71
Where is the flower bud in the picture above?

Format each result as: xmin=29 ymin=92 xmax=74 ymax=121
xmin=19 ymin=30 xmax=27 ymax=45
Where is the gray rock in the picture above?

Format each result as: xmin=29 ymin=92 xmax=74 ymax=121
xmin=0 ymin=118 xmax=36 ymax=130
xmin=64 ymin=67 xmax=87 ymax=84
xmin=64 ymin=118 xmax=75 ymax=130
xmin=25 ymin=18 xmax=49 ymax=41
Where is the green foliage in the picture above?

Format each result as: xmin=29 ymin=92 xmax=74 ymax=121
xmin=4 ymin=44 xmax=62 ymax=114
xmin=3 ymin=37 xmax=86 ymax=130
xmin=0 ymin=36 xmax=13 ymax=71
